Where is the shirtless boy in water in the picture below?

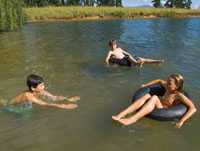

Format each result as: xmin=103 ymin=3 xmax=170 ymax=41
xmin=105 ymin=40 xmax=164 ymax=67
xmin=8 ymin=74 xmax=80 ymax=110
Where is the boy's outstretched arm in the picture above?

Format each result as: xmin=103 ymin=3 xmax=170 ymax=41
xmin=141 ymin=79 xmax=166 ymax=88
xmin=40 ymin=90 xmax=66 ymax=101
xmin=40 ymin=90 xmax=80 ymax=102
xmin=27 ymin=93 xmax=77 ymax=110
xmin=175 ymin=93 xmax=197 ymax=128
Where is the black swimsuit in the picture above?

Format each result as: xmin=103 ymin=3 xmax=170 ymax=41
xmin=109 ymin=54 xmax=132 ymax=67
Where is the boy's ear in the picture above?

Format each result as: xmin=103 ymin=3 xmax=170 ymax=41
xmin=31 ymin=87 xmax=35 ymax=91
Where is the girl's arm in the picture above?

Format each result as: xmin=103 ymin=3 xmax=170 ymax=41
xmin=105 ymin=51 xmax=112 ymax=64
xmin=141 ymin=79 xmax=166 ymax=88
xmin=175 ymin=93 xmax=197 ymax=128
xmin=27 ymin=93 xmax=77 ymax=110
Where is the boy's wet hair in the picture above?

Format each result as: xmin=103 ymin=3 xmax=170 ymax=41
xmin=169 ymin=74 xmax=184 ymax=91
xmin=26 ymin=74 xmax=44 ymax=91
xmin=108 ymin=40 xmax=117 ymax=47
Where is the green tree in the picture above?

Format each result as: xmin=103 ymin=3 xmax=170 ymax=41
xmin=165 ymin=0 xmax=192 ymax=8
xmin=105 ymin=0 xmax=116 ymax=6
xmin=83 ymin=0 xmax=95 ymax=6
xmin=0 ymin=0 xmax=24 ymax=31
xmin=61 ymin=0 xmax=66 ymax=5
xmin=184 ymin=0 xmax=192 ymax=8
xmin=116 ymin=0 xmax=122 ymax=6
xmin=97 ymin=0 xmax=122 ymax=6
xmin=24 ymin=0 xmax=48 ymax=7
xmin=49 ymin=0 xmax=62 ymax=6
xmin=152 ymin=0 xmax=162 ymax=7
xmin=24 ymin=0 xmax=65 ymax=6
xmin=67 ymin=0 xmax=80 ymax=5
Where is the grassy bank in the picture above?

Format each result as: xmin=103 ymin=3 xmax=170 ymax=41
xmin=24 ymin=7 xmax=200 ymax=22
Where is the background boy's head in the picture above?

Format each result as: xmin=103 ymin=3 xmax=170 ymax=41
xmin=108 ymin=40 xmax=117 ymax=50
xmin=27 ymin=74 xmax=44 ymax=92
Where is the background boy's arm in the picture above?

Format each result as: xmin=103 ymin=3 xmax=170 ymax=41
xmin=141 ymin=79 xmax=166 ymax=88
xmin=27 ymin=93 xmax=77 ymax=109
xmin=105 ymin=51 xmax=112 ymax=64
xmin=121 ymin=49 xmax=138 ymax=63
xmin=121 ymin=49 xmax=132 ymax=56
xmin=175 ymin=93 xmax=197 ymax=128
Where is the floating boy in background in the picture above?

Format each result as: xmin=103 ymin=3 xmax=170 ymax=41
xmin=8 ymin=74 xmax=80 ymax=110
xmin=105 ymin=40 xmax=164 ymax=67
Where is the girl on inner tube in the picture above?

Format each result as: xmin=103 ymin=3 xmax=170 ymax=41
xmin=105 ymin=40 xmax=164 ymax=67
xmin=112 ymin=74 xmax=197 ymax=128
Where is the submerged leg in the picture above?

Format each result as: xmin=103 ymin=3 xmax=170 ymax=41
xmin=112 ymin=94 xmax=151 ymax=121
xmin=118 ymin=95 xmax=163 ymax=126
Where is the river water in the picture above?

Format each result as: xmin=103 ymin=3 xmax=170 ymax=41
xmin=0 ymin=18 xmax=200 ymax=151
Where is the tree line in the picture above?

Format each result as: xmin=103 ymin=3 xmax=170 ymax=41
xmin=23 ymin=0 xmax=191 ymax=8
xmin=24 ymin=0 xmax=122 ymax=7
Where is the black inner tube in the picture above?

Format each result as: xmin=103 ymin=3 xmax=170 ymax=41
xmin=109 ymin=55 xmax=132 ymax=67
xmin=132 ymin=84 xmax=188 ymax=121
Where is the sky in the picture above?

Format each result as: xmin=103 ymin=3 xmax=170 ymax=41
xmin=123 ymin=0 xmax=200 ymax=9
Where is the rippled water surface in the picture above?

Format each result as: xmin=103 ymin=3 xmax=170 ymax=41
xmin=0 ymin=18 xmax=200 ymax=151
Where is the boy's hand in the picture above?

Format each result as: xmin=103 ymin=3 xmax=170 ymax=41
xmin=59 ymin=104 xmax=78 ymax=109
xmin=137 ymin=58 xmax=144 ymax=67
xmin=137 ymin=58 xmax=142 ymax=63
xmin=57 ymin=96 xmax=67 ymax=100
xmin=105 ymin=60 xmax=108 ymax=64
xmin=175 ymin=121 xmax=183 ymax=128
xmin=67 ymin=96 xmax=80 ymax=102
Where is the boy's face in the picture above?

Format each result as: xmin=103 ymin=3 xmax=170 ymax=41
xmin=110 ymin=43 xmax=117 ymax=50
xmin=34 ymin=82 xmax=45 ymax=92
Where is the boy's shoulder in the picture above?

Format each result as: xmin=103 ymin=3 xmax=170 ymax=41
xmin=117 ymin=47 xmax=124 ymax=51
xmin=108 ymin=50 xmax=114 ymax=54
xmin=10 ymin=90 xmax=35 ymax=104
xmin=22 ymin=91 xmax=35 ymax=99
xmin=111 ymin=47 xmax=122 ymax=52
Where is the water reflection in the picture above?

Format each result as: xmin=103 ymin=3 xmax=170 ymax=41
xmin=0 ymin=19 xmax=200 ymax=151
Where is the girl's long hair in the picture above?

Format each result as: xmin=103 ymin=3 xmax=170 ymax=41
xmin=169 ymin=74 xmax=184 ymax=92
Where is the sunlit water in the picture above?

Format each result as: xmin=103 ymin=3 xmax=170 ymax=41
xmin=0 ymin=18 xmax=200 ymax=151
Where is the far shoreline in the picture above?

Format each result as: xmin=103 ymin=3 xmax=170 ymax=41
xmin=25 ymin=7 xmax=200 ymax=23
xmin=26 ymin=15 xmax=200 ymax=24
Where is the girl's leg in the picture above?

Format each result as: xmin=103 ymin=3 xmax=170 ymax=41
xmin=118 ymin=95 xmax=163 ymax=126
xmin=112 ymin=93 xmax=151 ymax=121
